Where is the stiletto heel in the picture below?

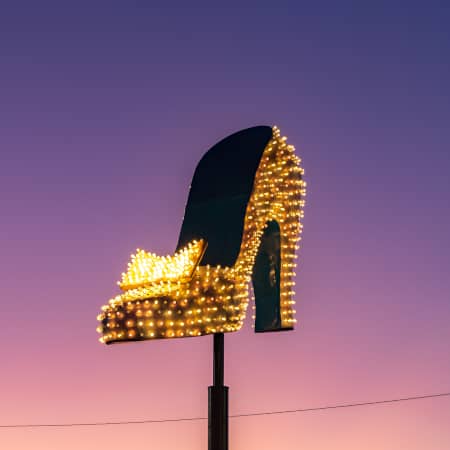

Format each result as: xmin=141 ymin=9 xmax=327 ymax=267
xmin=252 ymin=220 xmax=283 ymax=332
xmin=97 ymin=125 xmax=306 ymax=343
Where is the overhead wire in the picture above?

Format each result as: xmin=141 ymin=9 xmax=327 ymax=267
xmin=1 ymin=391 xmax=449 ymax=429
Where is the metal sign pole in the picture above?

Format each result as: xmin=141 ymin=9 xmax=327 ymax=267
xmin=208 ymin=333 xmax=228 ymax=450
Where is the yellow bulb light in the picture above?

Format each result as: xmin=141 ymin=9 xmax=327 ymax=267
xmin=119 ymin=239 xmax=207 ymax=290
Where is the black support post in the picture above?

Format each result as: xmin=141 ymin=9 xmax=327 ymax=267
xmin=208 ymin=333 xmax=228 ymax=450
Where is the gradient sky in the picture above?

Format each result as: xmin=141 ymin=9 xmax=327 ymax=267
xmin=1 ymin=1 xmax=449 ymax=449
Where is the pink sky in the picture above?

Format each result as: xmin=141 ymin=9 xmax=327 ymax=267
xmin=1 ymin=1 xmax=449 ymax=449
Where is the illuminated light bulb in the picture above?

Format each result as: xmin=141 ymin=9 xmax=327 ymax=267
xmin=127 ymin=329 xmax=136 ymax=338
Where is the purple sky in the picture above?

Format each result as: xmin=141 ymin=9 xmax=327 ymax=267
xmin=1 ymin=2 xmax=449 ymax=449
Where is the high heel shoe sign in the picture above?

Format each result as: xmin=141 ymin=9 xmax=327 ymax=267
xmin=97 ymin=126 xmax=306 ymax=344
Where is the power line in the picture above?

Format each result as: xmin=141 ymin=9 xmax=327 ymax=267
xmin=231 ymin=392 xmax=450 ymax=418
xmin=1 ymin=392 xmax=449 ymax=429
